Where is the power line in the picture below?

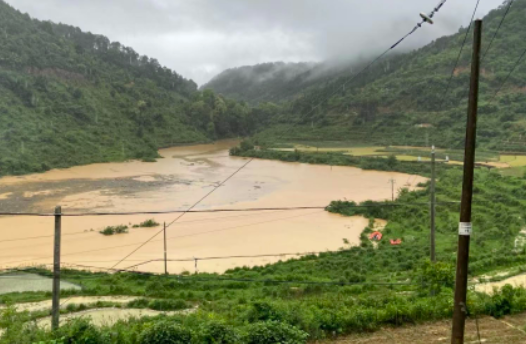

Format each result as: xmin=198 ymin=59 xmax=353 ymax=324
xmin=109 ymin=158 xmax=254 ymax=269
xmin=297 ymin=3 xmax=449 ymax=123
xmin=488 ymin=46 xmax=526 ymax=103
xmin=481 ymin=0 xmax=515 ymax=62
xmin=0 ymin=231 xmax=90 ymax=244
xmin=0 ymin=202 xmax=437 ymax=255
xmin=0 ymin=210 xmax=292 ymax=249
xmin=0 ymin=201 xmax=473 ymax=266
xmin=0 ymin=206 xmax=326 ymax=217
xmin=245 ymin=0 xmax=452 ymax=134
xmin=441 ymin=0 xmax=480 ymax=105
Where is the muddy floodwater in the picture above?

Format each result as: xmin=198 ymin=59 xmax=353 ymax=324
xmin=0 ymin=140 xmax=425 ymax=273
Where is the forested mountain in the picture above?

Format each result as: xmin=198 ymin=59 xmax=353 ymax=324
xmin=1 ymin=0 xmax=524 ymax=177
xmin=211 ymin=0 xmax=526 ymax=151
xmin=0 ymin=0 xmax=258 ymax=175
xmin=202 ymin=61 xmax=322 ymax=103
xmin=202 ymin=60 xmax=382 ymax=105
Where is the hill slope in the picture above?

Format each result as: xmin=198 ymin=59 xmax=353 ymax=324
xmin=0 ymin=0 xmax=255 ymax=176
xmin=213 ymin=0 xmax=526 ymax=151
xmin=202 ymin=61 xmax=326 ymax=103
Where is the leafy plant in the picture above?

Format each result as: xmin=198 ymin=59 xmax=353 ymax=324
xmin=132 ymin=219 xmax=160 ymax=228
xmin=99 ymin=225 xmax=128 ymax=236
xmin=243 ymin=321 xmax=309 ymax=344
xmin=139 ymin=322 xmax=192 ymax=344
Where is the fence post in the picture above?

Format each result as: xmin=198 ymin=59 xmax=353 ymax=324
xmin=51 ymin=206 xmax=62 ymax=331
xmin=163 ymin=222 xmax=168 ymax=275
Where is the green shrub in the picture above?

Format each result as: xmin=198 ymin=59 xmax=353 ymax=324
xmin=243 ymin=321 xmax=308 ymax=344
xmin=127 ymin=298 xmax=150 ymax=309
xmin=196 ymin=320 xmax=241 ymax=344
xmin=133 ymin=219 xmax=160 ymax=228
xmin=99 ymin=225 xmax=128 ymax=236
xmin=139 ymin=321 xmax=192 ymax=344
xmin=247 ymin=301 xmax=285 ymax=322
xmin=55 ymin=318 xmax=104 ymax=344
xmin=148 ymin=299 xmax=188 ymax=311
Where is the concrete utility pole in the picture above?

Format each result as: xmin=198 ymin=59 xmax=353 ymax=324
xmin=451 ymin=19 xmax=482 ymax=344
xmin=163 ymin=222 xmax=168 ymax=275
xmin=51 ymin=206 xmax=62 ymax=331
xmin=389 ymin=178 xmax=396 ymax=201
xmin=430 ymin=145 xmax=436 ymax=263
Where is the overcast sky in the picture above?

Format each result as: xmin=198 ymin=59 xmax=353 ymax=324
xmin=8 ymin=0 xmax=504 ymax=85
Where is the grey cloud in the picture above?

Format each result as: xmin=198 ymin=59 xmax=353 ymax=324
xmin=8 ymin=0 xmax=505 ymax=85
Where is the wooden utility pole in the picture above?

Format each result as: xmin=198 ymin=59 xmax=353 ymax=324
xmin=451 ymin=19 xmax=482 ymax=344
xmin=163 ymin=222 xmax=168 ymax=275
xmin=430 ymin=145 xmax=436 ymax=263
xmin=51 ymin=206 xmax=62 ymax=331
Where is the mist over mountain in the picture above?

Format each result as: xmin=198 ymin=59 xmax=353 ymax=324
xmin=7 ymin=0 xmax=503 ymax=85
xmin=207 ymin=0 xmax=526 ymax=152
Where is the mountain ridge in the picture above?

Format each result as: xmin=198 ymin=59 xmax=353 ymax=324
xmin=0 ymin=0 xmax=256 ymax=176
xmin=207 ymin=0 xmax=526 ymax=151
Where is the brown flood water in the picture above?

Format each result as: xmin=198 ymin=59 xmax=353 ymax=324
xmin=0 ymin=140 xmax=425 ymax=273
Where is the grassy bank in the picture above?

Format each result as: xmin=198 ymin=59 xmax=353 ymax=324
xmin=230 ymin=145 xmax=452 ymax=177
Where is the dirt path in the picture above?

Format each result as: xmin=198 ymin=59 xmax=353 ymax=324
xmin=475 ymin=274 xmax=526 ymax=294
xmin=10 ymin=296 xmax=141 ymax=313
xmin=36 ymin=306 xmax=198 ymax=328
xmin=325 ymin=314 xmax=526 ymax=344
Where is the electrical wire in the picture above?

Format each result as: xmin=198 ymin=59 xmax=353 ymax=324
xmin=481 ymin=0 xmax=515 ymax=62
xmin=109 ymin=158 xmax=254 ymax=269
xmin=440 ymin=0 xmax=480 ymax=106
xmin=0 ymin=201 xmax=444 ymax=266
xmin=488 ymin=46 xmax=526 ymax=103
xmin=0 ymin=206 xmax=326 ymax=217
xmin=0 ymin=231 xmax=90 ymax=244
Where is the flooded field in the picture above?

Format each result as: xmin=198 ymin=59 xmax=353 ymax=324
xmin=0 ymin=141 xmax=426 ymax=273
xmin=0 ymin=273 xmax=80 ymax=295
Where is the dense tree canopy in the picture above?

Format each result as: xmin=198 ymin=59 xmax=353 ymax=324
xmin=0 ymin=0 xmax=265 ymax=176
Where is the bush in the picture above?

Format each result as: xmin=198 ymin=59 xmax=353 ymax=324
xmin=139 ymin=321 xmax=192 ymax=344
xmin=133 ymin=219 xmax=160 ymax=228
xmin=148 ymin=299 xmax=188 ymax=311
xmin=55 ymin=318 xmax=104 ymax=344
xmin=196 ymin=320 xmax=241 ymax=344
xmin=247 ymin=301 xmax=285 ymax=322
xmin=99 ymin=225 xmax=128 ymax=236
xmin=243 ymin=321 xmax=308 ymax=344
xmin=127 ymin=298 xmax=150 ymax=309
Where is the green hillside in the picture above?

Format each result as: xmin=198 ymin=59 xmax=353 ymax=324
xmin=0 ymin=0 xmax=257 ymax=176
xmin=209 ymin=0 xmax=526 ymax=151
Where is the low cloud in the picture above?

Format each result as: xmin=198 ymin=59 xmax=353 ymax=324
xmin=8 ymin=0 xmax=505 ymax=85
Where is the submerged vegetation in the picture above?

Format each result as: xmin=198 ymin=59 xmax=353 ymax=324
xmin=99 ymin=225 xmax=129 ymax=236
xmin=99 ymin=220 xmax=159 ymax=235
xmin=132 ymin=219 xmax=160 ymax=228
